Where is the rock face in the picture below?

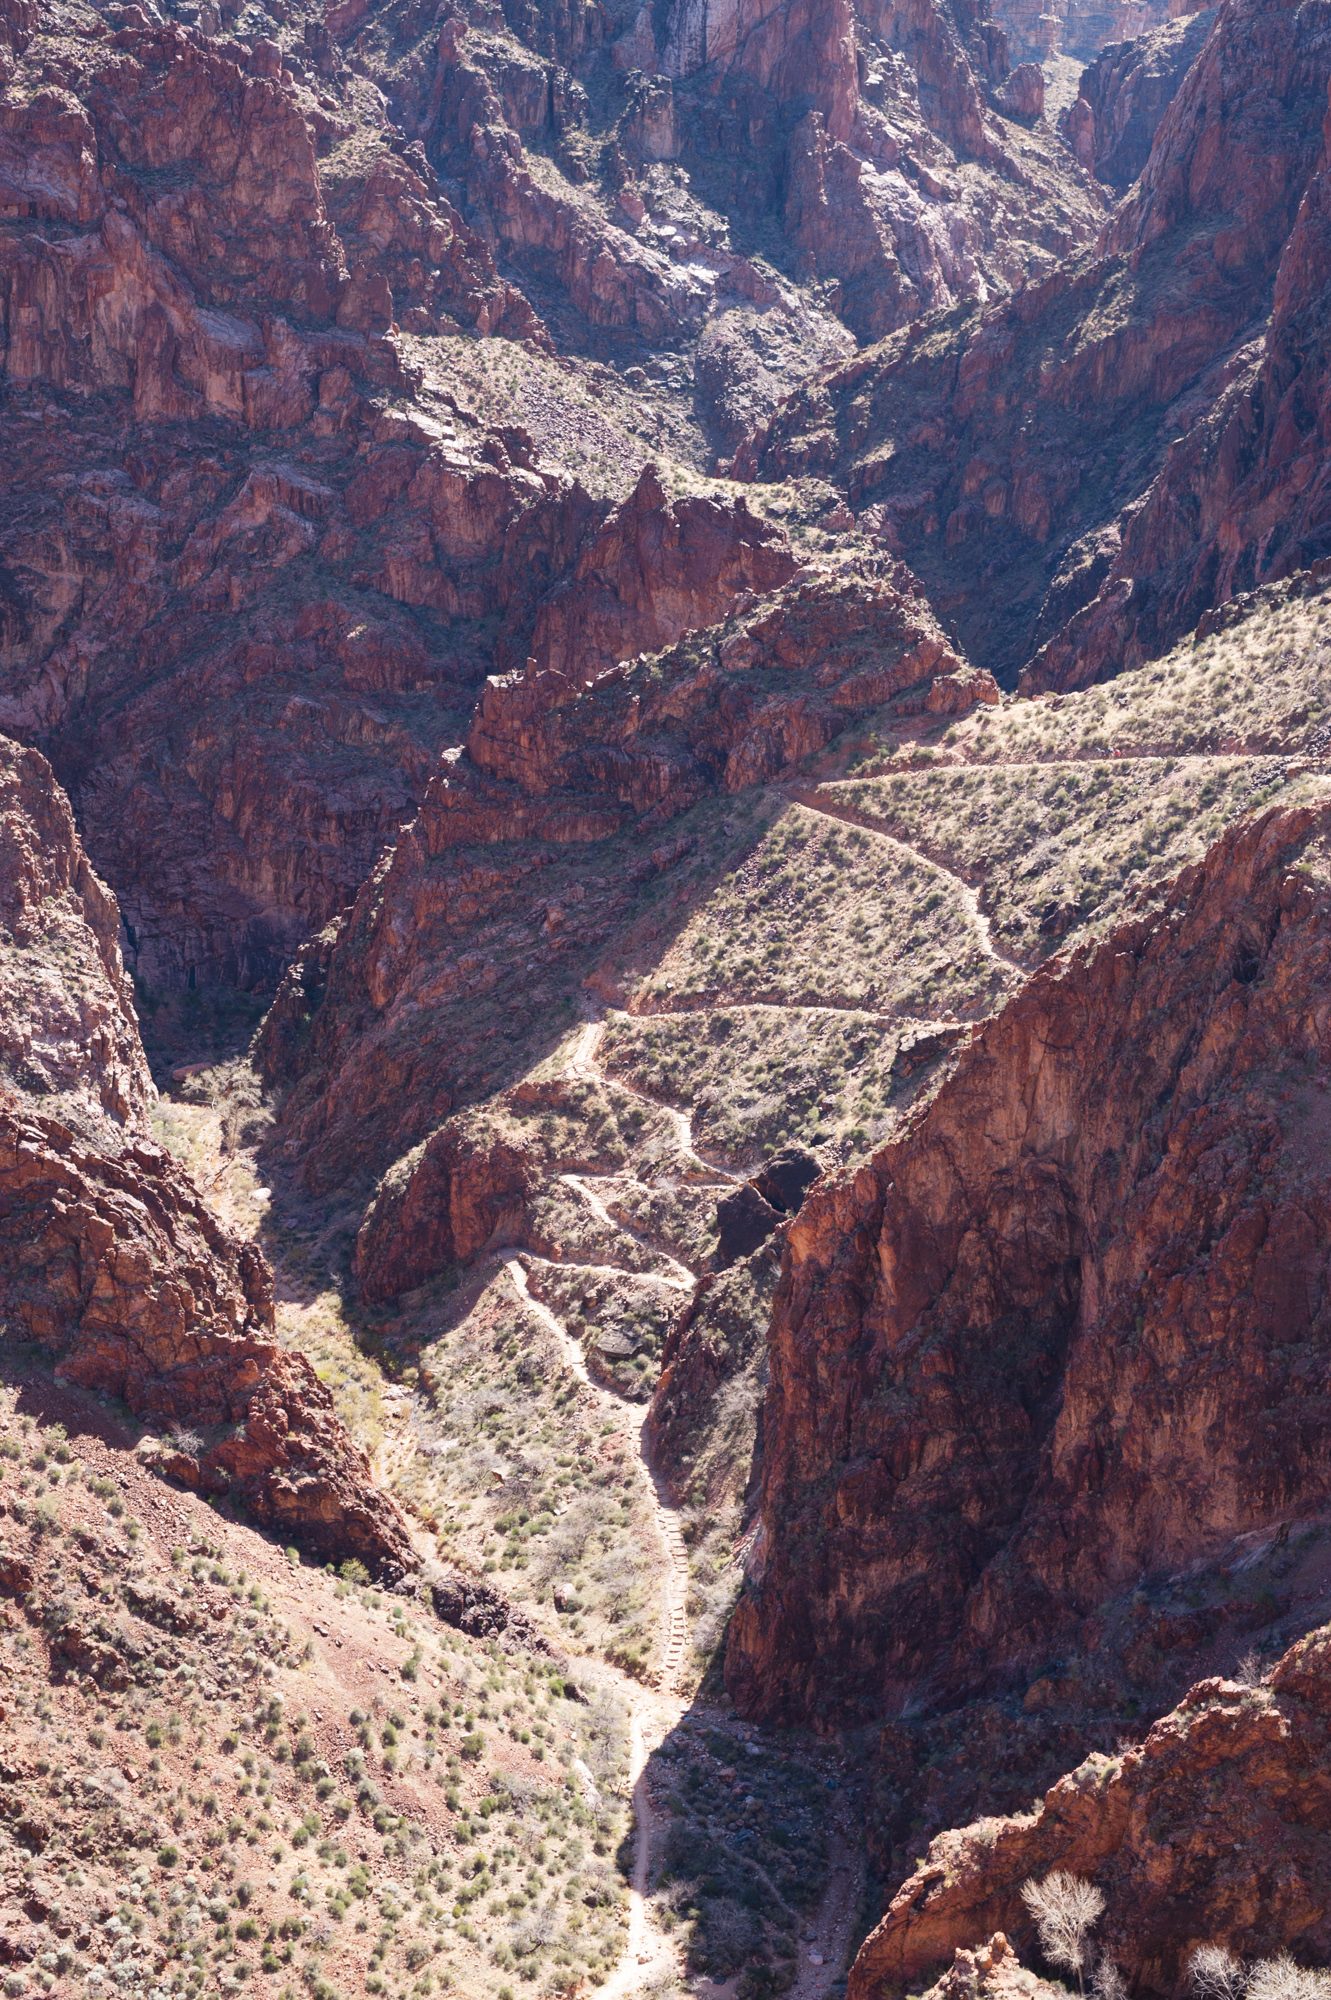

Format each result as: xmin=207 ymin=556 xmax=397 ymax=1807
xmin=261 ymin=551 xmax=976 ymax=1206
xmin=0 ymin=732 xmax=413 ymax=1578
xmin=0 ymin=7 xmax=590 ymax=990
xmin=1061 ymin=8 xmax=1215 ymax=189
xmin=726 ymin=794 xmax=1331 ymax=1725
xmin=372 ymin=0 xmax=1104 ymax=363
xmin=742 ymin=0 xmax=1331 ymax=684
xmin=520 ymin=467 xmax=798 ymax=684
xmin=0 ymin=734 xmax=150 ymax=1128
xmin=851 ymin=1627 xmax=1331 ymax=1998
xmin=1028 ymin=58 xmax=1331 ymax=690
xmin=994 ymin=0 xmax=1202 ymax=64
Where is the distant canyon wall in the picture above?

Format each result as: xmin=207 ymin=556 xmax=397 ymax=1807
xmin=994 ymin=0 xmax=1205 ymax=66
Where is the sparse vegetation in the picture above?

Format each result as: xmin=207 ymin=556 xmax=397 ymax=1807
xmin=1192 ymin=1949 xmax=1331 ymax=2000
xmin=1021 ymin=1872 xmax=1106 ymax=1993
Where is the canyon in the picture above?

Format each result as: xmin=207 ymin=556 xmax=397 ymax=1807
xmin=2 ymin=0 xmax=1331 ymax=1997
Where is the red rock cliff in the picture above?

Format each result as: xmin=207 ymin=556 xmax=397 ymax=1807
xmin=726 ymin=793 xmax=1331 ymax=1723
xmin=742 ymin=0 xmax=1330 ymax=683
xmin=0 ymin=732 xmax=414 ymax=1578
xmin=851 ymin=1624 xmax=1331 ymax=1998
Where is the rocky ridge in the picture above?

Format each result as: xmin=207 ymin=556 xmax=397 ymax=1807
xmin=740 ymin=0 xmax=1331 ymax=686
xmin=0 ymin=728 xmax=413 ymax=1576
xmin=852 ymin=1625 xmax=1331 ymax=1998
xmin=4 ymin=0 xmax=1331 ymax=1995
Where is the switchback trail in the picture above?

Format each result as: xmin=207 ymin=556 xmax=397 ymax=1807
xmin=505 ymin=1251 xmax=689 ymax=1997
xmin=557 ymin=1172 xmax=699 ymax=1288
xmin=567 ymin=1009 xmax=740 ymax=1185
xmin=787 ymin=785 xmax=1027 ymax=977
xmin=546 ymin=1014 xmax=861 ymax=1999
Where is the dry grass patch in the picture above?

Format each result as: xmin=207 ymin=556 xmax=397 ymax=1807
xmin=409 ymin=1273 xmax=662 ymax=1678
xmin=602 ymin=1003 xmax=906 ymax=1161
xmin=635 ymin=803 xmax=1011 ymax=1021
xmin=825 ymin=755 xmax=1297 ymax=961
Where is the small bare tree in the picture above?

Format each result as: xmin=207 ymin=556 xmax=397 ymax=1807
xmin=1189 ymin=1947 xmax=1245 ymax=2000
xmin=1093 ymin=1959 xmax=1128 ymax=2000
xmin=1247 ymin=1956 xmax=1331 ymax=2000
xmin=1021 ymin=1872 xmax=1106 ymax=1995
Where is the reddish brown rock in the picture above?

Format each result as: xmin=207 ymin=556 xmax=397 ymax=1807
xmin=0 ymin=735 xmax=148 ymax=1125
xmin=374 ymin=0 xmax=1102 ymax=366
xmin=0 ymin=732 xmax=413 ymax=1578
xmin=994 ymin=60 xmax=1045 ymax=121
xmin=0 ymin=1550 xmax=33 ymax=1600
xmin=994 ymin=0 xmax=1202 ymax=64
xmin=1027 ymin=67 xmax=1331 ymax=691
xmin=320 ymin=142 xmax=543 ymax=345
xmin=0 ymin=9 xmax=590 ymax=989
xmin=0 ymin=0 xmax=1093 ymax=1007
xmin=0 ymin=404 xmax=592 ymax=987
xmin=1060 ymin=0 xmax=1204 ymax=61
xmin=470 ymin=557 xmax=968 ymax=810
xmin=520 ymin=466 xmax=798 ymax=684
xmin=851 ymin=1629 xmax=1331 ymax=1998
xmin=742 ymin=0 xmax=1330 ymax=683
xmin=645 ymin=1235 xmax=784 ymax=1506
xmin=1061 ymin=9 xmax=1215 ymax=188
xmin=727 ymin=797 xmax=1331 ymax=1726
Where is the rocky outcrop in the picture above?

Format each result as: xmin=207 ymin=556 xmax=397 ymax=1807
xmin=1027 ymin=60 xmax=1331 ymax=691
xmin=726 ymin=793 xmax=1331 ymax=1726
xmin=0 ymin=390 xmax=593 ymax=987
xmin=0 ymin=732 xmax=413 ymax=1578
xmin=429 ymin=1566 xmax=554 ymax=1654
xmin=0 ymin=8 xmax=593 ymax=990
xmin=741 ymin=0 xmax=1331 ymax=683
xmin=468 ymin=557 xmax=969 ymax=810
xmin=355 ymin=1116 xmax=536 ymax=1306
xmin=763 ymin=0 xmax=1104 ymax=345
xmin=994 ymin=0 xmax=1203 ymax=64
xmin=261 ymin=553 xmax=982 ymax=1201
xmin=851 ymin=1627 xmax=1331 ymax=1998
xmin=645 ymin=1236 xmax=783 ymax=1508
xmin=0 ymin=21 xmax=385 ymax=418
xmin=0 ymin=735 xmax=149 ymax=1127
xmin=1061 ymin=9 xmax=1215 ymax=188
xmin=352 ymin=1060 xmax=647 ymax=1304
xmin=319 ymin=142 xmax=542 ymax=346
xmin=520 ymin=467 xmax=798 ymax=683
